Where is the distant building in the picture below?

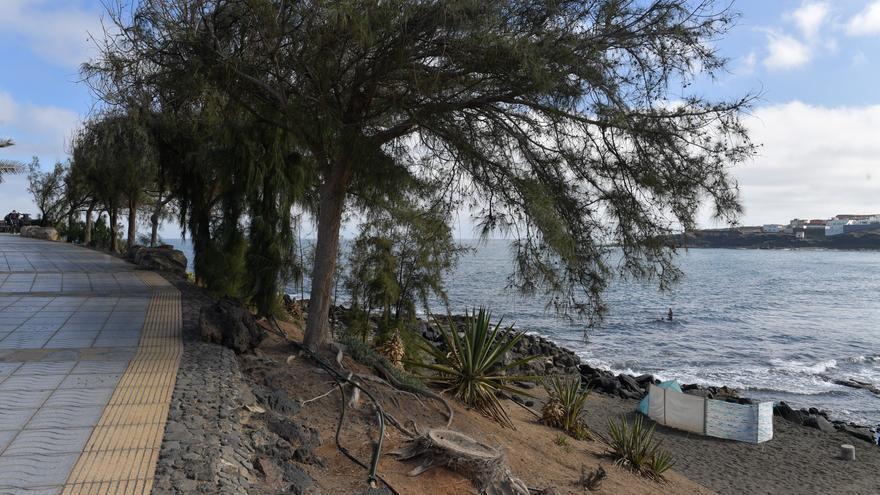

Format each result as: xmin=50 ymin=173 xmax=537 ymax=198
xmin=826 ymin=214 xmax=880 ymax=236
xmin=761 ymin=224 xmax=784 ymax=233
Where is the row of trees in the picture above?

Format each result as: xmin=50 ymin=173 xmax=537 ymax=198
xmin=21 ymin=111 xmax=173 ymax=253
xmin=78 ymin=0 xmax=755 ymax=351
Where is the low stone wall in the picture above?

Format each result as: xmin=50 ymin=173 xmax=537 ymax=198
xmin=153 ymin=279 xmax=257 ymax=494
xmin=19 ymin=225 xmax=58 ymax=241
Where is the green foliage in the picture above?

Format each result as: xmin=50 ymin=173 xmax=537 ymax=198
xmin=346 ymin=201 xmax=464 ymax=326
xmin=89 ymin=215 xmax=118 ymax=250
xmin=59 ymin=220 xmax=86 ymax=244
xmin=606 ymin=415 xmax=674 ymax=481
xmin=544 ymin=375 xmax=592 ymax=440
xmin=553 ymin=434 xmax=569 ymax=447
xmin=338 ymin=330 xmax=425 ymax=392
xmin=412 ymin=308 xmax=537 ymax=428
xmin=90 ymin=0 xmax=756 ymax=349
xmin=26 ymin=158 xmax=67 ymax=226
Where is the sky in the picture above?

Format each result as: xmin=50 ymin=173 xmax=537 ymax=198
xmin=2 ymin=0 xmax=880 ymax=238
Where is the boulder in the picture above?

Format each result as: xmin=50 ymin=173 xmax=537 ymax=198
xmin=128 ymin=245 xmax=187 ymax=274
xmin=774 ymin=401 xmax=804 ymax=425
xmin=684 ymin=388 xmax=713 ymax=399
xmin=842 ymin=425 xmax=875 ymax=443
xmin=803 ymin=415 xmax=836 ymax=434
xmin=19 ymin=226 xmax=58 ymax=241
xmin=199 ymin=297 xmax=265 ymax=353
xmin=634 ymin=374 xmax=655 ymax=386
xmin=618 ymin=374 xmax=642 ymax=393
xmin=593 ymin=376 xmax=619 ymax=394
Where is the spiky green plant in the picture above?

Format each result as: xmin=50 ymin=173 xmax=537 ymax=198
xmin=412 ymin=307 xmax=538 ymax=427
xmin=544 ymin=374 xmax=591 ymax=439
xmin=606 ymin=415 xmax=674 ymax=480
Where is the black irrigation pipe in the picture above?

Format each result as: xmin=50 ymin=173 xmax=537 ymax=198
xmin=268 ymin=317 xmax=400 ymax=495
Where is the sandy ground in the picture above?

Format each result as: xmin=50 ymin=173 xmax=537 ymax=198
xmin=585 ymin=394 xmax=880 ymax=495
xmin=244 ymin=324 xmax=712 ymax=495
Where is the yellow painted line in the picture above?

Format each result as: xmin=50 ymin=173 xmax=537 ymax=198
xmin=64 ymin=277 xmax=182 ymax=494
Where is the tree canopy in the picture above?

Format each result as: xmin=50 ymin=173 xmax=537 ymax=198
xmin=87 ymin=0 xmax=755 ymax=350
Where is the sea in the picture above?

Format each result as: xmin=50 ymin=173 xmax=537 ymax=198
xmin=167 ymin=239 xmax=880 ymax=426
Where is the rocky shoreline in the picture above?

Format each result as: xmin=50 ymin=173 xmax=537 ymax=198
xmin=394 ymin=309 xmax=880 ymax=444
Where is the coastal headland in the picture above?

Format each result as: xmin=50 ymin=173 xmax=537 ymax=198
xmin=672 ymin=228 xmax=880 ymax=250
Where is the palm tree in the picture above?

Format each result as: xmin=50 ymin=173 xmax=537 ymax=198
xmin=0 ymin=138 xmax=24 ymax=183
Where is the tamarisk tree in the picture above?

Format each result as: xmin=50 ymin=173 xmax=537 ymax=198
xmin=89 ymin=0 xmax=755 ymax=350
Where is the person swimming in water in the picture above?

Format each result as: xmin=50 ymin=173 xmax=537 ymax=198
xmin=666 ymin=308 xmax=673 ymax=321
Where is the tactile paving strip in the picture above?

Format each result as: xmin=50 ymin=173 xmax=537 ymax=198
xmin=62 ymin=289 xmax=181 ymax=494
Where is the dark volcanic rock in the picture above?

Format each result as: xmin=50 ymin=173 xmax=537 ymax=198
xmin=266 ymin=413 xmax=323 ymax=465
xmin=200 ymin=297 xmax=265 ymax=353
xmin=254 ymin=386 xmax=301 ymax=415
xmin=128 ymin=244 xmax=188 ymax=274
xmin=618 ymin=374 xmax=642 ymax=393
xmin=774 ymin=401 xmax=804 ymax=425
xmin=803 ymin=414 xmax=836 ymax=434
xmin=281 ymin=462 xmax=320 ymax=495
xmin=842 ymin=424 xmax=876 ymax=443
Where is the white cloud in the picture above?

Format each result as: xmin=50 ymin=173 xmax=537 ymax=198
xmin=789 ymin=2 xmax=830 ymax=39
xmin=763 ymin=33 xmax=811 ymax=70
xmin=851 ymin=50 xmax=868 ymax=67
xmin=740 ymin=51 xmax=758 ymax=75
xmin=730 ymin=102 xmax=880 ymax=225
xmin=0 ymin=90 xmax=81 ymax=163
xmin=0 ymin=0 xmax=104 ymax=68
xmin=0 ymin=89 xmax=81 ymax=217
xmin=846 ymin=1 xmax=880 ymax=36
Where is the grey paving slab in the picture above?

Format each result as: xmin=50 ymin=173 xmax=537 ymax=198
xmin=42 ymin=388 xmax=114 ymax=409
xmin=0 ymin=452 xmax=79 ymax=487
xmin=0 ymin=430 xmax=16 ymax=451
xmin=25 ymin=406 xmax=104 ymax=430
xmin=3 ymin=428 xmax=92 ymax=456
xmin=0 ymin=375 xmax=65 ymax=392
xmin=0 ymin=487 xmax=63 ymax=495
xmin=0 ymin=409 xmax=36 ymax=431
xmin=12 ymin=363 xmax=75 ymax=376
xmin=70 ymin=360 xmax=128 ymax=374
xmin=0 ymin=235 xmax=155 ymax=489
xmin=59 ymin=373 xmax=121 ymax=389
xmin=0 ymin=390 xmax=52 ymax=411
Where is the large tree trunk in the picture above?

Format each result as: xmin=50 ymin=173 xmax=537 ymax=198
xmin=127 ymin=197 xmax=138 ymax=251
xmin=150 ymin=211 xmax=159 ymax=247
xmin=67 ymin=208 xmax=76 ymax=243
xmin=84 ymin=202 xmax=94 ymax=246
xmin=303 ymin=165 xmax=351 ymax=351
xmin=109 ymin=206 xmax=119 ymax=253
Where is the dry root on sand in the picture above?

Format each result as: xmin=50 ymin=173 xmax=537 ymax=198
xmin=392 ymin=428 xmax=530 ymax=495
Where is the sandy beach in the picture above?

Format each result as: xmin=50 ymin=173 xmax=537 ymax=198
xmin=586 ymin=393 xmax=880 ymax=494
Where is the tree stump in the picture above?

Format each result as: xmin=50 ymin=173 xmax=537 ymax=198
xmin=392 ymin=429 xmax=529 ymax=495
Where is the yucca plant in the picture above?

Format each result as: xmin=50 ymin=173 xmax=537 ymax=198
xmin=412 ymin=307 xmax=538 ymax=428
xmin=606 ymin=415 xmax=674 ymax=480
xmin=543 ymin=374 xmax=592 ymax=440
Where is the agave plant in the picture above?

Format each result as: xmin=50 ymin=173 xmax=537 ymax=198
xmin=412 ymin=307 xmax=538 ymax=427
xmin=543 ymin=374 xmax=591 ymax=439
xmin=606 ymin=415 xmax=674 ymax=480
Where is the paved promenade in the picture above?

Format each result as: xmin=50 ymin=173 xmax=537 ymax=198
xmin=0 ymin=235 xmax=181 ymax=494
